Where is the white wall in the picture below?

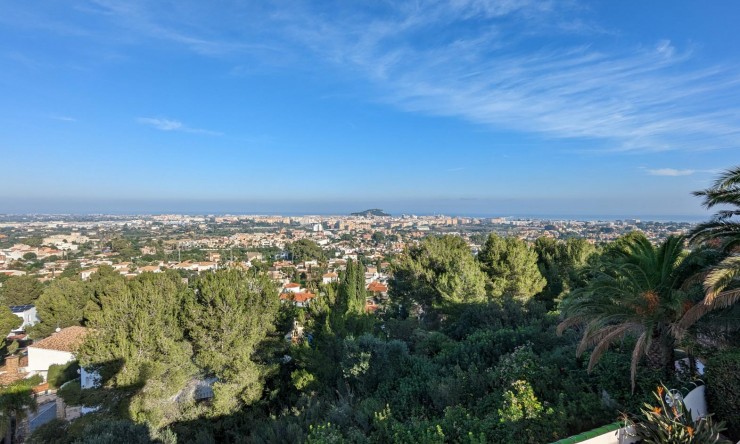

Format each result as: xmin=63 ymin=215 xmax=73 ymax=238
xmin=27 ymin=347 xmax=75 ymax=379
xmin=683 ymin=385 xmax=708 ymax=421
xmin=80 ymin=367 xmax=101 ymax=389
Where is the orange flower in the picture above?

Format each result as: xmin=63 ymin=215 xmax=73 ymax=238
xmin=687 ymin=426 xmax=694 ymax=437
xmin=652 ymin=406 xmax=662 ymax=415
xmin=657 ymin=386 xmax=665 ymax=397
xmin=673 ymin=407 xmax=678 ymax=417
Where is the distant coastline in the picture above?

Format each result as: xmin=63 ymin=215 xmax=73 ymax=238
xmin=0 ymin=212 xmax=708 ymax=224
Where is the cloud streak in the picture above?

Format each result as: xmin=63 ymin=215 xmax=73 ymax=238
xmin=22 ymin=1 xmax=740 ymax=152
xmin=646 ymin=168 xmax=695 ymax=177
xmin=137 ymin=117 xmax=221 ymax=135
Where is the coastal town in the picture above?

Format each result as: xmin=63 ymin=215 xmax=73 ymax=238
xmin=0 ymin=211 xmax=693 ymax=284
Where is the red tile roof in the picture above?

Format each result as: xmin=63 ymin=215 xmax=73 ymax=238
xmin=280 ymin=292 xmax=316 ymax=303
xmin=367 ymin=282 xmax=388 ymax=293
xmin=29 ymin=326 xmax=88 ymax=353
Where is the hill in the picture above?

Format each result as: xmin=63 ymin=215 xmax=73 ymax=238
xmin=350 ymin=208 xmax=390 ymax=217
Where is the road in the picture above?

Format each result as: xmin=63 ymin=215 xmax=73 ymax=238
xmin=28 ymin=401 xmax=56 ymax=432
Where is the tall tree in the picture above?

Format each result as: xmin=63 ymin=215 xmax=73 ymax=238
xmin=0 ymin=275 xmax=44 ymax=306
xmin=0 ymin=377 xmax=38 ymax=444
xmin=78 ymin=271 xmax=195 ymax=428
xmin=185 ymin=269 xmax=280 ymax=415
xmin=558 ymin=234 xmax=707 ymax=390
xmin=0 ymin=306 xmax=20 ymax=338
xmin=390 ymin=235 xmax=486 ymax=312
xmin=30 ymin=278 xmax=89 ymax=338
xmin=535 ymin=237 xmax=597 ymax=305
xmin=285 ymin=239 xmax=325 ymax=262
xmin=478 ymin=234 xmax=546 ymax=301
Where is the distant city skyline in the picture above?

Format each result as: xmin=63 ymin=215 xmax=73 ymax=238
xmin=1 ymin=1 xmax=738 ymax=215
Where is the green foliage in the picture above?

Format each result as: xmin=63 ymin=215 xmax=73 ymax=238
xmin=0 ymin=274 xmax=45 ymax=305
xmin=558 ymin=234 xmax=700 ymax=390
xmin=286 ymin=239 xmax=326 ymax=262
xmin=626 ymin=384 xmax=730 ymax=443
xmin=31 ymin=277 xmax=90 ymax=338
xmin=57 ymin=378 xmax=82 ymax=405
xmin=478 ymin=234 xmax=546 ymax=301
xmin=534 ymin=237 xmax=596 ymax=306
xmin=390 ymin=235 xmax=486 ymax=313
xmin=26 ymin=418 xmax=70 ymax=444
xmin=6 ymin=340 xmax=19 ymax=355
xmin=22 ymin=236 xmax=43 ymax=247
xmin=48 ymin=361 xmax=81 ymax=389
xmin=0 ymin=305 xmax=20 ymax=337
xmin=60 ymin=260 xmax=83 ymax=279
xmin=498 ymin=380 xmax=545 ymax=422
xmin=72 ymin=419 xmax=152 ymax=444
xmin=0 ymin=375 xmax=40 ymax=438
xmin=706 ymin=348 xmax=740 ymax=439
xmin=78 ymin=271 xmax=196 ymax=427
xmin=185 ymin=269 xmax=280 ymax=415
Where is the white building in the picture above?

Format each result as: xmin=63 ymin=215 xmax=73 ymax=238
xmin=27 ymin=326 xmax=88 ymax=380
xmin=9 ymin=305 xmax=38 ymax=333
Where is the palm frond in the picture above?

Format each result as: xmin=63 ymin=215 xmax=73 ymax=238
xmin=630 ymin=331 xmax=648 ymax=393
xmin=688 ymin=220 xmax=740 ymax=246
xmin=556 ymin=315 xmax=583 ymax=336
xmin=586 ymin=323 xmax=641 ymax=372
xmin=704 ymin=255 xmax=740 ymax=303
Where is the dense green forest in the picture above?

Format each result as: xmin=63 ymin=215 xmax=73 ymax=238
xmin=18 ymin=167 xmax=740 ymax=443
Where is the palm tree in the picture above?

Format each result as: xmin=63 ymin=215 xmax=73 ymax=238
xmin=558 ymin=235 xmax=701 ymax=391
xmin=684 ymin=166 xmax=740 ymax=324
xmin=0 ymin=380 xmax=37 ymax=444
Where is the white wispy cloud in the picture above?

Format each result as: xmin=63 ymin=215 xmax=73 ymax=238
xmin=50 ymin=115 xmax=77 ymax=122
xmin=137 ymin=117 xmax=221 ymax=135
xmin=646 ymin=168 xmax=695 ymax=177
xmin=27 ymin=1 xmax=740 ymax=152
xmin=260 ymin=3 xmax=740 ymax=153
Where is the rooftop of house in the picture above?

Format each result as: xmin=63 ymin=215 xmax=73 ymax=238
xmin=280 ymin=292 xmax=316 ymax=303
xmin=10 ymin=305 xmax=34 ymax=313
xmin=29 ymin=326 xmax=89 ymax=353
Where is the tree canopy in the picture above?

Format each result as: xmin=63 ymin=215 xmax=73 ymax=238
xmin=478 ymin=234 xmax=546 ymax=301
xmin=0 ymin=275 xmax=45 ymax=305
xmin=390 ymin=235 xmax=487 ymax=312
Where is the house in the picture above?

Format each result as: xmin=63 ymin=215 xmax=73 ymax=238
xmin=367 ymin=281 xmax=388 ymax=296
xmin=80 ymin=268 xmax=98 ymax=281
xmin=27 ymin=326 xmax=88 ymax=380
xmin=279 ymin=291 xmax=316 ymax=308
xmin=282 ymin=282 xmax=301 ymax=293
xmin=9 ymin=305 xmax=38 ymax=334
xmin=322 ymin=272 xmax=338 ymax=284
xmin=138 ymin=265 xmax=162 ymax=273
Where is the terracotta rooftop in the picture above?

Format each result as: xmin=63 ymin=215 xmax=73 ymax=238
xmin=280 ymin=292 xmax=316 ymax=303
xmin=30 ymin=326 xmax=89 ymax=353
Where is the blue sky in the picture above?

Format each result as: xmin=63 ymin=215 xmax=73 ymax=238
xmin=1 ymin=1 xmax=738 ymax=217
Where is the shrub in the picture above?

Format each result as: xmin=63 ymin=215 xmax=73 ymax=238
xmin=626 ymin=384 xmax=730 ymax=443
xmin=26 ymin=418 xmax=70 ymax=444
xmin=48 ymin=361 xmax=80 ymax=389
xmin=706 ymin=348 xmax=740 ymax=440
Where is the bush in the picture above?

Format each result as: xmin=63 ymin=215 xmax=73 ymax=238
xmin=706 ymin=348 xmax=740 ymax=440
xmin=58 ymin=378 xmax=82 ymax=405
xmin=48 ymin=361 xmax=80 ymax=389
xmin=26 ymin=418 xmax=71 ymax=444
xmin=626 ymin=384 xmax=730 ymax=443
